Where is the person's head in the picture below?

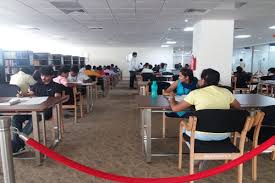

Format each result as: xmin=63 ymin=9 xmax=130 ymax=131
xmin=70 ymin=66 xmax=79 ymax=77
xmin=97 ymin=66 xmax=102 ymax=71
xmin=184 ymin=64 xmax=190 ymax=69
xmin=149 ymin=64 xmax=153 ymax=69
xmin=20 ymin=67 xmax=32 ymax=75
xmin=179 ymin=68 xmax=194 ymax=84
xmin=236 ymin=66 xmax=243 ymax=73
xmin=132 ymin=52 xmax=137 ymax=58
xmin=92 ymin=66 xmax=97 ymax=70
xmin=144 ymin=63 xmax=149 ymax=68
xmin=240 ymin=58 xmax=243 ymax=62
xmin=268 ymin=68 xmax=275 ymax=75
xmin=40 ymin=66 xmax=54 ymax=84
xmin=199 ymin=68 xmax=220 ymax=87
xmin=58 ymin=66 xmax=70 ymax=78
xmin=85 ymin=65 xmax=92 ymax=70
xmin=111 ymin=64 xmax=114 ymax=68
xmin=106 ymin=65 xmax=111 ymax=70
xmin=160 ymin=63 xmax=165 ymax=69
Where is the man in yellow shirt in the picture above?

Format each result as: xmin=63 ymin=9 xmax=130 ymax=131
xmin=84 ymin=65 xmax=101 ymax=78
xmin=10 ymin=68 xmax=36 ymax=93
xmin=168 ymin=68 xmax=240 ymax=141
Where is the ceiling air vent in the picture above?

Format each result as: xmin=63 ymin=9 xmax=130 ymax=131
xmin=235 ymin=2 xmax=247 ymax=9
xmin=184 ymin=8 xmax=208 ymax=15
xmin=50 ymin=1 xmax=87 ymax=14
xmin=88 ymin=27 xmax=104 ymax=30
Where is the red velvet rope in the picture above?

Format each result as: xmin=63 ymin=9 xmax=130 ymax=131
xmin=26 ymin=136 xmax=275 ymax=183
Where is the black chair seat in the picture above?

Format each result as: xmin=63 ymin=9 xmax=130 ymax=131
xmin=183 ymin=134 xmax=240 ymax=153
xmin=247 ymin=126 xmax=275 ymax=145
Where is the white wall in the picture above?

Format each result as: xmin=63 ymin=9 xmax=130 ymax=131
xmin=82 ymin=47 xmax=173 ymax=78
xmin=193 ymin=20 xmax=234 ymax=85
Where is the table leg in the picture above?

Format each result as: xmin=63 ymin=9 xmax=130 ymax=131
xmin=86 ymin=86 xmax=90 ymax=113
xmin=144 ymin=109 xmax=152 ymax=163
xmin=90 ymin=85 xmax=94 ymax=110
xmin=32 ymin=111 xmax=41 ymax=165
xmin=0 ymin=117 xmax=16 ymax=183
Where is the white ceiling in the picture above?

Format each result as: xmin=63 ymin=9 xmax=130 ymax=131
xmin=0 ymin=0 xmax=274 ymax=48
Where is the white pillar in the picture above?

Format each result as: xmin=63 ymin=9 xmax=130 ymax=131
xmin=192 ymin=19 xmax=234 ymax=85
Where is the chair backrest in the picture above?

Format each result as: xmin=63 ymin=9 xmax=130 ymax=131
xmin=261 ymin=105 xmax=275 ymax=126
xmin=162 ymin=72 xmax=174 ymax=76
xmin=194 ymin=109 xmax=250 ymax=133
xmin=0 ymin=84 xmax=20 ymax=97
xmin=141 ymin=73 xmax=154 ymax=81
xmin=148 ymin=81 xmax=171 ymax=95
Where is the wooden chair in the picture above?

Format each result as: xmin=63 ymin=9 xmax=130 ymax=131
xmin=246 ymin=105 xmax=275 ymax=182
xmin=62 ymin=86 xmax=83 ymax=123
xmin=178 ymin=109 xmax=253 ymax=183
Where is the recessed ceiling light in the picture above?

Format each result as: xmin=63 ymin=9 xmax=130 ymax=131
xmin=52 ymin=35 xmax=65 ymax=39
xmin=269 ymin=25 xmax=275 ymax=29
xmin=184 ymin=19 xmax=188 ymax=23
xmin=166 ymin=41 xmax=177 ymax=44
xmin=235 ymin=35 xmax=251 ymax=39
xmin=161 ymin=45 xmax=170 ymax=48
xmin=184 ymin=27 xmax=194 ymax=32
xmin=17 ymin=24 xmax=40 ymax=30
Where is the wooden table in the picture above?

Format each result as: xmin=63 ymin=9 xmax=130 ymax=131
xmin=257 ymin=80 xmax=275 ymax=97
xmin=136 ymin=94 xmax=275 ymax=162
xmin=0 ymin=97 xmax=66 ymax=165
xmin=68 ymin=81 xmax=97 ymax=112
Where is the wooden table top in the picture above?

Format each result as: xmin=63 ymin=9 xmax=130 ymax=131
xmin=136 ymin=94 xmax=275 ymax=109
xmin=0 ymin=96 xmax=67 ymax=112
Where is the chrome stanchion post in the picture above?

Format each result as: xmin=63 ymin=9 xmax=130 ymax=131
xmin=0 ymin=117 xmax=16 ymax=183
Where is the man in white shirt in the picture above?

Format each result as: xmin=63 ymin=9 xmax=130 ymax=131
xmin=128 ymin=52 xmax=139 ymax=89
xmin=239 ymin=58 xmax=246 ymax=71
xmin=10 ymin=68 xmax=36 ymax=93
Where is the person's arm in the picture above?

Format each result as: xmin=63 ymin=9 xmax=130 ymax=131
xmin=168 ymin=96 xmax=192 ymax=112
xmin=54 ymin=84 xmax=62 ymax=98
xmin=230 ymin=99 xmax=241 ymax=109
xmin=165 ymin=80 xmax=178 ymax=93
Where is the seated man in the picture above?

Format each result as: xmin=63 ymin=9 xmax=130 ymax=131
xmin=10 ymin=67 xmax=36 ymax=93
xmin=12 ymin=66 xmax=62 ymax=155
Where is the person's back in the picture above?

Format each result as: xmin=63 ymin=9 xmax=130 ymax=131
xmin=10 ymin=68 xmax=36 ymax=93
xmin=185 ymin=85 xmax=234 ymax=111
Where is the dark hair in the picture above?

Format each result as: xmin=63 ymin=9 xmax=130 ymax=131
xmin=71 ymin=65 xmax=79 ymax=73
xmin=106 ymin=65 xmax=111 ymax=70
xmin=149 ymin=64 xmax=153 ymax=69
xmin=20 ymin=67 xmax=32 ymax=75
xmin=92 ymin=66 xmax=97 ymax=70
xmin=200 ymin=68 xmax=220 ymax=86
xmin=58 ymin=66 xmax=70 ymax=75
xmin=240 ymin=58 xmax=243 ymax=62
xmin=236 ymin=66 xmax=243 ymax=73
xmin=160 ymin=63 xmax=165 ymax=69
xmin=132 ymin=52 xmax=137 ymax=56
xmin=180 ymin=68 xmax=194 ymax=82
xmin=85 ymin=65 xmax=92 ymax=70
xmin=40 ymin=66 xmax=54 ymax=76
xmin=268 ymin=67 xmax=275 ymax=74
xmin=111 ymin=64 xmax=114 ymax=67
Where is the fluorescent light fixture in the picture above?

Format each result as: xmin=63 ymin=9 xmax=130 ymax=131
xmin=254 ymin=50 xmax=261 ymax=52
xmin=235 ymin=35 xmax=251 ymax=39
xmin=17 ymin=25 xmax=36 ymax=29
xmin=269 ymin=25 xmax=275 ymax=29
xmin=184 ymin=27 xmax=194 ymax=32
xmin=166 ymin=41 xmax=176 ymax=44
xmin=161 ymin=45 xmax=170 ymax=48
xmin=52 ymin=35 xmax=65 ymax=39
xmin=184 ymin=19 xmax=188 ymax=23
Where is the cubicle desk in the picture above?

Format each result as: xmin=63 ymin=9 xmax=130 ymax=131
xmin=68 ymin=81 xmax=97 ymax=112
xmin=0 ymin=96 xmax=66 ymax=165
xmin=136 ymin=94 xmax=275 ymax=162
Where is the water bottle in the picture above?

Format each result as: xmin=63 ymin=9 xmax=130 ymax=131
xmin=151 ymin=81 xmax=158 ymax=97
